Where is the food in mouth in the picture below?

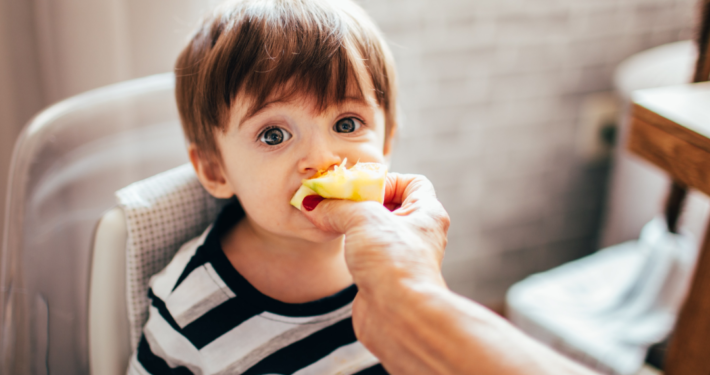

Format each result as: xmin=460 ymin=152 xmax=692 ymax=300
xmin=290 ymin=159 xmax=387 ymax=210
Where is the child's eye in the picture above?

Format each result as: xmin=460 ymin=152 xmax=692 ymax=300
xmin=333 ymin=117 xmax=361 ymax=133
xmin=259 ymin=127 xmax=292 ymax=146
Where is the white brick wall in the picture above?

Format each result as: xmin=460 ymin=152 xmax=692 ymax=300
xmin=0 ymin=0 xmax=696 ymax=309
xmin=359 ymin=0 xmax=697 ymax=305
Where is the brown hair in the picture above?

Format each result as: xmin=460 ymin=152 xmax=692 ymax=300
xmin=175 ymin=0 xmax=398 ymax=159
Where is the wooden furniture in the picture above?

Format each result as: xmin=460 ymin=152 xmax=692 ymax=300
xmin=626 ymin=2 xmax=710 ymax=373
xmin=694 ymin=0 xmax=710 ymax=84
xmin=628 ymin=82 xmax=710 ymax=375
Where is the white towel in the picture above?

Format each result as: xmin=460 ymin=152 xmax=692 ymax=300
xmin=507 ymin=217 xmax=697 ymax=374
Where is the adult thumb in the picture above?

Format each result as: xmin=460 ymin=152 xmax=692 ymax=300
xmin=301 ymin=196 xmax=389 ymax=235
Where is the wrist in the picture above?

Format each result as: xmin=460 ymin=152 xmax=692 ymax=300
xmin=357 ymin=262 xmax=447 ymax=308
xmin=363 ymin=270 xmax=451 ymax=334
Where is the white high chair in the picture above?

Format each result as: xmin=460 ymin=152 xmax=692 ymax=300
xmin=0 ymin=73 xmax=191 ymax=375
xmin=93 ymin=163 xmax=225 ymax=375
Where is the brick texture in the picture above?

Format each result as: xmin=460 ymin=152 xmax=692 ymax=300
xmin=359 ymin=0 xmax=697 ymax=305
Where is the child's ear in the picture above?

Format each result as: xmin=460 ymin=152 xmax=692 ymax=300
xmin=188 ymin=144 xmax=234 ymax=199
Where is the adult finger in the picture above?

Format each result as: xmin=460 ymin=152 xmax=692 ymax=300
xmin=383 ymin=173 xmax=438 ymax=207
xmin=302 ymin=173 xmax=446 ymax=236
xmin=301 ymin=198 xmax=390 ymax=235
xmin=386 ymin=174 xmax=449 ymax=231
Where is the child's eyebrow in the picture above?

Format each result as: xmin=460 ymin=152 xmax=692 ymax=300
xmin=239 ymin=100 xmax=285 ymax=127
xmin=342 ymin=95 xmax=378 ymax=109
xmin=330 ymin=95 xmax=379 ymax=113
xmin=237 ymin=97 xmax=296 ymax=128
xmin=238 ymin=95 xmax=377 ymax=127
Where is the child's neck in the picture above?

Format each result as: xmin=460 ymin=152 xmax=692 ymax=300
xmin=221 ymin=216 xmax=354 ymax=304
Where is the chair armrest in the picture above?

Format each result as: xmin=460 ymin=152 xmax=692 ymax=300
xmin=89 ymin=207 xmax=132 ymax=375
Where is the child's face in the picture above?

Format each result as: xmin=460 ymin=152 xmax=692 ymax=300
xmin=211 ymin=78 xmax=389 ymax=243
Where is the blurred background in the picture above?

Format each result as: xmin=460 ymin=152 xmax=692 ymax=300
xmin=0 ymin=0 xmax=700 ymax=310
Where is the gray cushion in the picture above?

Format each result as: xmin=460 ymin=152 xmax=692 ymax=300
xmin=116 ymin=163 xmax=225 ymax=350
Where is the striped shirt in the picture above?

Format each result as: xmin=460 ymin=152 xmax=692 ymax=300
xmin=128 ymin=201 xmax=388 ymax=375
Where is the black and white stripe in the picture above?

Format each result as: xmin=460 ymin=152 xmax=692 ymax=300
xmin=128 ymin=201 xmax=388 ymax=375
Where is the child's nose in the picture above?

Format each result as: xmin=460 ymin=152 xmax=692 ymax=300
xmin=297 ymin=138 xmax=342 ymax=176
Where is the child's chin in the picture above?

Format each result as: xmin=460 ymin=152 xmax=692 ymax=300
xmin=289 ymin=210 xmax=342 ymax=242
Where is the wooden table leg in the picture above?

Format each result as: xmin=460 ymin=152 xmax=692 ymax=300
xmin=665 ymin=217 xmax=710 ymax=374
xmin=693 ymin=0 xmax=710 ymax=83
xmin=665 ymin=181 xmax=688 ymax=234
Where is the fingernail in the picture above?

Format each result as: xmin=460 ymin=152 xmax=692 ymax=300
xmin=302 ymin=195 xmax=324 ymax=211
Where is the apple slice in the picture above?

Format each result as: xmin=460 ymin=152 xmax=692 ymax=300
xmin=290 ymin=159 xmax=387 ymax=210
xmin=290 ymin=185 xmax=319 ymax=210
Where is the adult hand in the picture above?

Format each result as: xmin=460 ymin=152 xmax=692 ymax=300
xmin=302 ymin=173 xmax=451 ymax=372
xmin=303 ymin=173 xmax=449 ymax=294
xmin=302 ymin=174 xmax=599 ymax=375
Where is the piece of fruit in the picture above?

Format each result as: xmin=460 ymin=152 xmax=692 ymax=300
xmin=290 ymin=159 xmax=387 ymax=210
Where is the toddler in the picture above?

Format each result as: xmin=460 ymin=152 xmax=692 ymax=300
xmin=128 ymin=0 xmax=397 ymax=373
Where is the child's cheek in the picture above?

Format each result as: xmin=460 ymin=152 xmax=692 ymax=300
xmin=349 ymin=143 xmax=387 ymax=165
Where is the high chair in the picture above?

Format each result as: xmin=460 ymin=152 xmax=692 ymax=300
xmin=0 ymin=73 xmax=190 ymax=374
xmin=92 ymin=163 xmax=225 ymax=375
